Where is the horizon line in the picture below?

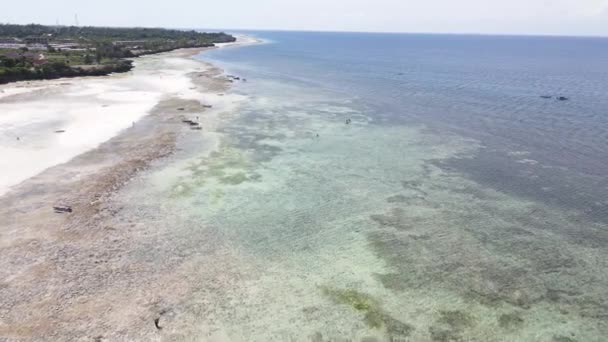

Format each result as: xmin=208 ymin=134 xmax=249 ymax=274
xmin=215 ymin=27 xmax=608 ymax=39
xmin=1 ymin=21 xmax=607 ymax=39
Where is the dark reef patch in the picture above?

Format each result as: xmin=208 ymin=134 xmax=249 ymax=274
xmin=386 ymin=195 xmax=409 ymax=203
xmin=434 ymin=147 xmax=608 ymax=227
xmin=367 ymin=195 xmax=608 ymax=324
xmin=370 ymin=208 xmax=414 ymax=231
xmin=498 ymin=312 xmax=524 ymax=329
xmin=320 ymin=286 xmax=413 ymax=338
xmin=437 ymin=310 xmax=474 ymax=329
xmin=428 ymin=310 xmax=475 ymax=342
xmin=409 ymin=234 xmax=431 ymax=241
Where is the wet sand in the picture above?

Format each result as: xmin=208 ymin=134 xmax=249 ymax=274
xmin=0 ymin=42 xmax=250 ymax=341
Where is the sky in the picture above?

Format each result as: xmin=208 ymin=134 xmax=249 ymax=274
xmin=1 ymin=0 xmax=608 ymax=36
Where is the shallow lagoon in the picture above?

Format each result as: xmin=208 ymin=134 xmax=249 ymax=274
xmin=113 ymin=34 xmax=608 ymax=341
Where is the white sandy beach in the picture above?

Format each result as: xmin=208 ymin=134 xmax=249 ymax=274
xmin=0 ymin=35 xmax=258 ymax=196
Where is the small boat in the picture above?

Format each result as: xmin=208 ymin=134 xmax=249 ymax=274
xmin=53 ymin=205 xmax=73 ymax=213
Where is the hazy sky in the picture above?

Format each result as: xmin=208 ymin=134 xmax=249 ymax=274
xmin=2 ymin=0 xmax=608 ymax=36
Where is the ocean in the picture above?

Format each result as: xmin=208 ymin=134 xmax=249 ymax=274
xmin=127 ymin=32 xmax=608 ymax=340
xmin=205 ymin=32 xmax=608 ymax=222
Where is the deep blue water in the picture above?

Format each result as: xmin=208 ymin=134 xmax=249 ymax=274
xmin=204 ymin=31 xmax=608 ymax=222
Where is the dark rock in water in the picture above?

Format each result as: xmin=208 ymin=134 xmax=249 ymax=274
xmin=182 ymin=119 xmax=199 ymax=126
xmin=540 ymin=95 xmax=568 ymax=101
xmin=154 ymin=317 xmax=162 ymax=330
xmin=53 ymin=205 xmax=72 ymax=213
xmin=153 ymin=308 xmax=173 ymax=330
xmin=345 ymin=118 xmax=352 ymax=124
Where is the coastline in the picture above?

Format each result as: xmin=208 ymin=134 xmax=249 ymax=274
xmin=0 ymin=35 xmax=259 ymax=196
xmin=2 ymin=31 xmax=608 ymax=341
xmin=0 ymin=26 xmax=237 ymax=85
xmin=0 ymin=36 xmax=256 ymax=340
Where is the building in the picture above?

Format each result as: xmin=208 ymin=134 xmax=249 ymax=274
xmin=0 ymin=37 xmax=21 ymax=44
xmin=25 ymin=37 xmax=50 ymax=45
xmin=49 ymin=38 xmax=84 ymax=50
xmin=113 ymin=40 xmax=147 ymax=48
xmin=0 ymin=37 xmax=26 ymax=49
xmin=32 ymin=58 xmax=48 ymax=66
xmin=1 ymin=51 xmax=22 ymax=59
xmin=0 ymin=51 xmax=48 ymax=65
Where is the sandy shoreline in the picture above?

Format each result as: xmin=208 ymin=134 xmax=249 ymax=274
xmin=0 ymin=35 xmax=260 ymax=197
xmin=0 ymin=36 xmax=255 ymax=341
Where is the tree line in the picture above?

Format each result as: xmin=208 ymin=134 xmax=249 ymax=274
xmin=0 ymin=24 xmax=236 ymax=84
xmin=0 ymin=24 xmax=235 ymax=44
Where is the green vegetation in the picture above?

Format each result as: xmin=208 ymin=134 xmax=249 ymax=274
xmin=320 ymin=286 xmax=413 ymax=337
xmin=170 ymin=146 xmax=259 ymax=199
xmin=321 ymin=286 xmax=380 ymax=315
xmin=497 ymin=312 xmax=524 ymax=329
xmin=220 ymin=172 xmax=249 ymax=185
xmin=0 ymin=51 xmax=132 ymax=83
xmin=428 ymin=310 xmax=475 ymax=342
xmin=0 ymin=24 xmax=234 ymax=43
xmin=0 ymin=24 xmax=235 ymax=84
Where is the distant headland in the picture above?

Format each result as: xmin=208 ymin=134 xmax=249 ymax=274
xmin=0 ymin=24 xmax=235 ymax=84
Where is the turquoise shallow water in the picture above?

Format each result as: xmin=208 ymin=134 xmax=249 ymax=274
xmin=206 ymin=32 xmax=608 ymax=224
xmin=116 ymin=33 xmax=608 ymax=340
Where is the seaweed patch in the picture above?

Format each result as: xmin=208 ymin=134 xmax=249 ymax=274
xmin=428 ymin=310 xmax=475 ymax=342
xmin=320 ymin=286 xmax=413 ymax=337
xmin=498 ymin=312 xmax=524 ymax=329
